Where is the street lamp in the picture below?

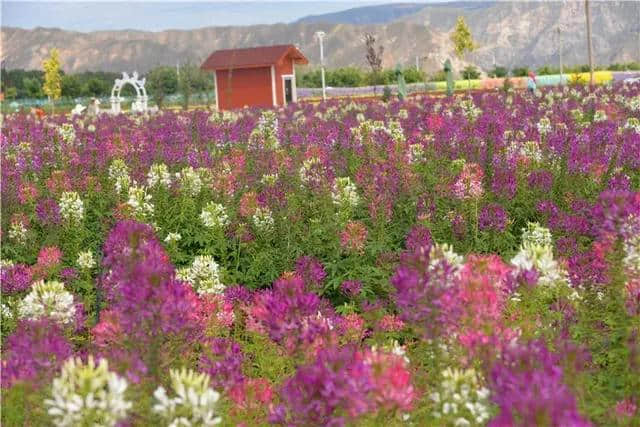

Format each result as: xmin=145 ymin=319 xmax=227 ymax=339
xmin=314 ymin=31 xmax=327 ymax=101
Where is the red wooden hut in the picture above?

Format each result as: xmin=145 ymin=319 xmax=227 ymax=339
xmin=201 ymin=44 xmax=309 ymax=110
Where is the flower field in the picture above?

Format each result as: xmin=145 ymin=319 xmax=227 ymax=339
xmin=2 ymin=83 xmax=640 ymax=426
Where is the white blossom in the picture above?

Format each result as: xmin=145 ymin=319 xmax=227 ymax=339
xmin=18 ymin=280 xmax=76 ymax=324
xmin=147 ymin=163 xmax=173 ymax=188
xmin=8 ymin=221 xmax=28 ymax=244
xmin=76 ymin=250 xmax=96 ymax=270
xmin=57 ymin=123 xmax=76 ymax=145
xmin=331 ymin=177 xmax=360 ymax=210
xmin=108 ymin=159 xmax=131 ymax=193
xmin=45 ymin=356 xmax=131 ymax=427
xmin=126 ymin=184 xmax=154 ymax=219
xmin=200 ymin=202 xmax=229 ymax=229
xmin=180 ymin=255 xmax=224 ymax=295
xmin=252 ymin=206 xmax=275 ymax=231
xmin=176 ymin=166 xmax=203 ymax=197
xmin=430 ymin=367 xmax=491 ymax=425
xmin=536 ymin=117 xmax=552 ymax=135
xmin=153 ymin=368 xmax=221 ymax=426
xmin=164 ymin=232 xmax=182 ymax=244
xmin=59 ymin=191 xmax=84 ymax=223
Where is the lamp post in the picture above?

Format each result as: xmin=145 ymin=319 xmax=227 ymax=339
xmin=558 ymin=25 xmax=564 ymax=85
xmin=584 ymin=0 xmax=594 ymax=85
xmin=315 ymin=31 xmax=327 ymax=101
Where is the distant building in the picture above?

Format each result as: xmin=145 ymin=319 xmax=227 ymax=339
xmin=201 ymin=44 xmax=308 ymax=110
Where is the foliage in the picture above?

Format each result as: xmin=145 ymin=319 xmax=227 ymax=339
xmin=461 ymin=65 xmax=481 ymax=80
xmin=450 ymin=16 xmax=476 ymax=59
xmin=42 ymin=48 xmax=62 ymax=110
xmin=511 ymin=66 xmax=530 ymax=77
xmin=147 ymin=66 xmax=178 ymax=109
xmin=488 ymin=66 xmax=508 ymax=78
xmin=363 ymin=33 xmax=384 ymax=73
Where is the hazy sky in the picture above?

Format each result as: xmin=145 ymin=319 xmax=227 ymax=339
xmin=1 ymin=1 xmax=425 ymax=31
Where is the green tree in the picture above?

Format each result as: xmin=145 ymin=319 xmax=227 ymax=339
xmin=461 ymin=65 xmax=480 ymax=80
xmin=5 ymin=87 xmax=18 ymax=100
xmin=511 ymin=66 xmax=529 ymax=77
xmin=488 ymin=66 xmax=508 ymax=78
xmin=450 ymin=16 xmax=476 ymax=91
xmin=42 ymin=48 xmax=62 ymax=112
xmin=82 ymin=78 xmax=109 ymax=97
xmin=23 ymin=77 xmax=44 ymax=98
xmin=403 ymin=67 xmax=425 ymax=84
xmin=178 ymin=63 xmax=200 ymax=110
xmin=61 ymin=74 xmax=82 ymax=98
xmin=147 ymin=66 xmax=178 ymax=109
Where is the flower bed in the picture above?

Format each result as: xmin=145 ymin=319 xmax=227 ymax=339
xmin=2 ymin=82 xmax=640 ymax=425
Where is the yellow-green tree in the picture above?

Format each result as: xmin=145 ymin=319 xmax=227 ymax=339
xmin=42 ymin=49 xmax=62 ymax=113
xmin=450 ymin=16 xmax=476 ymax=90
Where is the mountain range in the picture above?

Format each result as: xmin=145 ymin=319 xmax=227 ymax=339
xmin=2 ymin=1 xmax=639 ymax=75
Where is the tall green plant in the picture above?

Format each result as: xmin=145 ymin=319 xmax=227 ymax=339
xmin=450 ymin=16 xmax=476 ymax=91
xmin=42 ymin=49 xmax=62 ymax=113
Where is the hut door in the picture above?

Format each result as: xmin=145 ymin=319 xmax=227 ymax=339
xmin=283 ymin=77 xmax=293 ymax=104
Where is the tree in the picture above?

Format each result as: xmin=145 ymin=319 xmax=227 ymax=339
xmin=488 ymin=66 xmax=508 ymax=78
xmin=511 ymin=67 xmax=529 ymax=77
xmin=147 ymin=66 xmax=178 ymax=109
xmin=83 ymin=78 xmax=109 ymax=97
xmin=461 ymin=65 xmax=480 ymax=80
xmin=23 ymin=77 xmax=44 ymax=98
xmin=364 ymin=34 xmax=384 ymax=87
xmin=450 ymin=16 xmax=476 ymax=91
xmin=178 ymin=63 xmax=200 ymax=110
xmin=61 ymin=74 xmax=82 ymax=98
xmin=42 ymin=48 xmax=62 ymax=113
xmin=5 ymin=87 xmax=18 ymax=100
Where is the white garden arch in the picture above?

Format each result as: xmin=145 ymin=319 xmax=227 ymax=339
xmin=110 ymin=71 xmax=148 ymax=114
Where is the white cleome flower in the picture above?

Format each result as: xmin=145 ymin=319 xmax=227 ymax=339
xmin=57 ymin=123 xmax=76 ymax=145
xmin=44 ymin=356 xmax=131 ymax=427
xmin=521 ymin=222 xmax=553 ymax=247
xmin=147 ymin=163 xmax=173 ymax=188
xmin=19 ymin=280 xmax=76 ymax=325
xmin=252 ymin=206 xmax=275 ymax=231
xmin=108 ymin=159 xmax=131 ymax=193
xmin=153 ymin=368 xmax=222 ymax=427
xmin=164 ymin=232 xmax=182 ymax=244
xmin=176 ymin=167 xmax=203 ymax=197
xmin=331 ymin=177 xmax=360 ymax=210
xmin=511 ymin=223 xmax=570 ymax=288
xmin=76 ymin=250 xmax=96 ymax=270
xmin=8 ymin=221 xmax=28 ymax=244
xmin=200 ymin=202 xmax=229 ymax=230
xmin=430 ymin=367 xmax=491 ymax=426
xmin=59 ymin=191 xmax=84 ymax=224
xmin=180 ymin=256 xmax=225 ymax=295
xmin=126 ymin=184 xmax=154 ymax=220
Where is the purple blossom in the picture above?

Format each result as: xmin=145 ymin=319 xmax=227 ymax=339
xmin=391 ymin=249 xmax=460 ymax=338
xmin=223 ymin=284 xmax=254 ymax=305
xmin=527 ymin=169 xmax=554 ymax=193
xmin=2 ymin=319 xmax=73 ymax=388
xmin=272 ymin=345 xmax=373 ymax=426
xmin=35 ymin=198 xmax=61 ymax=226
xmin=479 ymin=203 xmax=509 ymax=232
xmin=199 ymin=337 xmax=245 ymax=391
xmin=405 ymin=224 xmax=433 ymax=252
xmin=295 ymin=255 xmax=327 ymax=289
xmin=340 ymin=280 xmax=362 ymax=297
xmin=489 ymin=340 xmax=591 ymax=427
xmin=1 ymin=263 xmax=33 ymax=294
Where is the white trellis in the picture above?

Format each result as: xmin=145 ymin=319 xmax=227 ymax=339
xmin=110 ymin=71 xmax=148 ymax=114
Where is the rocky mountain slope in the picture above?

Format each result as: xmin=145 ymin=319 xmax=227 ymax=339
xmin=2 ymin=1 xmax=638 ymax=74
